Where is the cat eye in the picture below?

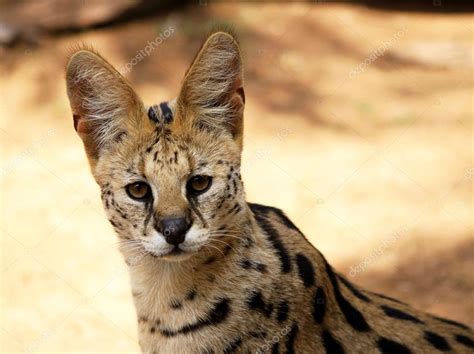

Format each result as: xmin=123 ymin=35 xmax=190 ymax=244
xmin=126 ymin=182 xmax=151 ymax=200
xmin=187 ymin=175 xmax=212 ymax=195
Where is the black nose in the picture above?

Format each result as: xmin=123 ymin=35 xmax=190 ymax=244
xmin=159 ymin=217 xmax=190 ymax=245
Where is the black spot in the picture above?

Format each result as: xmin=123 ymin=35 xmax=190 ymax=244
xmin=109 ymin=220 xmax=119 ymax=228
xmin=432 ymin=315 xmax=470 ymax=330
xmin=204 ymin=256 xmax=217 ymax=265
xmin=148 ymin=105 xmax=159 ymax=123
xmin=322 ymin=330 xmax=345 ymax=354
xmin=186 ymin=289 xmax=197 ymax=301
xmin=271 ymin=342 xmax=279 ymax=354
xmin=223 ymin=338 xmax=242 ymax=353
xmin=381 ymin=305 xmax=424 ymax=324
xmin=223 ymin=244 xmax=232 ymax=255
xmin=323 ymin=258 xmax=371 ymax=332
xmin=239 ymin=259 xmax=267 ymax=273
xmin=295 ymin=253 xmax=315 ymax=287
xmin=455 ymin=334 xmax=474 ymax=348
xmin=249 ymin=203 xmax=292 ymax=273
xmin=424 ymin=331 xmax=451 ymax=351
xmin=255 ymin=263 xmax=267 ymax=273
xmin=160 ymin=298 xmax=230 ymax=337
xmin=173 ymin=151 xmax=178 ymax=163
xmin=160 ymin=102 xmax=173 ymax=123
xmin=312 ymin=287 xmax=326 ymax=324
xmin=285 ymin=323 xmax=298 ymax=354
xmin=242 ymin=234 xmax=255 ymax=248
xmin=146 ymin=146 xmax=152 ymax=153
xmin=240 ymin=259 xmax=252 ymax=269
xmin=276 ymin=301 xmax=289 ymax=322
xmin=170 ymin=300 xmax=182 ymax=310
xmin=247 ymin=291 xmax=273 ymax=317
xmin=377 ymin=337 xmax=412 ymax=354
xmin=227 ymin=202 xmax=241 ymax=216
xmin=150 ymin=326 xmax=155 ymax=333
xmin=338 ymin=275 xmax=371 ymax=303
xmin=114 ymin=131 xmax=127 ymax=142
xmin=153 ymin=151 xmax=159 ymax=162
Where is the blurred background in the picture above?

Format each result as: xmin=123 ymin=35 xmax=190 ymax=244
xmin=1 ymin=0 xmax=473 ymax=352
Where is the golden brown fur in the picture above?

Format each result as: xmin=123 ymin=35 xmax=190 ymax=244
xmin=66 ymin=31 xmax=473 ymax=353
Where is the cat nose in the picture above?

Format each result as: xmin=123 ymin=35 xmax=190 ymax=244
xmin=159 ymin=217 xmax=190 ymax=245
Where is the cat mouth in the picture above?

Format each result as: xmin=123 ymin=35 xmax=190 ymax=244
xmin=148 ymin=245 xmax=196 ymax=260
xmin=169 ymin=245 xmax=184 ymax=255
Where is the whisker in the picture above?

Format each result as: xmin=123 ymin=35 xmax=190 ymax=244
xmin=205 ymin=243 xmax=225 ymax=257
xmin=208 ymin=233 xmax=243 ymax=240
xmin=208 ymin=238 xmax=243 ymax=257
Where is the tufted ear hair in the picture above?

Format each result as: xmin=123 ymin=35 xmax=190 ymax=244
xmin=65 ymin=48 xmax=145 ymax=166
xmin=177 ymin=31 xmax=245 ymax=147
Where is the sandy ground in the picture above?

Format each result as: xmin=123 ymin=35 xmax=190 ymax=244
xmin=1 ymin=3 xmax=473 ymax=352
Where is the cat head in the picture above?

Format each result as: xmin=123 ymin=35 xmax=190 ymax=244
xmin=66 ymin=31 xmax=247 ymax=261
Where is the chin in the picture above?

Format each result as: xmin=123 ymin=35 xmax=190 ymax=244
xmin=160 ymin=251 xmax=195 ymax=262
xmin=149 ymin=245 xmax=199 ymax=262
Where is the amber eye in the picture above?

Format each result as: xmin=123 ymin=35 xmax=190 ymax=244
xmin=126 ymin=182 xmax=151 ymax=200
xmin=187 ymin=175 xmax=212 ymax=195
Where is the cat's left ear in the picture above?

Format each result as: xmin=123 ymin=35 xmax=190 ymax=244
xmin=177 ymin=31 xmax=245 ymax=146
xmin=65 ymin=49 xmax=146 ymax=168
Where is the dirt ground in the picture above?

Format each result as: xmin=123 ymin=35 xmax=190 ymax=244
xmin=1 ymin=2 xmax=473 ymax=352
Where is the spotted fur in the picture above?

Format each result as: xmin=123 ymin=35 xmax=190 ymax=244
xmin=66 ymin=31 xmax=473 ymax=353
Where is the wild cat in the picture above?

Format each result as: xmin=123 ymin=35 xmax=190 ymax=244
xmin=65 ymin=30 xmax=473 ymax=353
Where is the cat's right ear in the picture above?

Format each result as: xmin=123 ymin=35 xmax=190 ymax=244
xmin=65 ymin=49 xmax=144 ymax=166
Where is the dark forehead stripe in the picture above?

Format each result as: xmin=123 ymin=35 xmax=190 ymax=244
xmin=160 ymin=102 xmax=173 ymax=123
xmin=147 ymin=102 xmax=173 ymax=124
xmin=148 ymin=105 xmax=160 ymax=123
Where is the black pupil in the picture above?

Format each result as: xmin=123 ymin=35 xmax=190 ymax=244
xmin=194 ymin=177 xmax=206 ymax=189
xmin=133 ymin=183 xmax=146 ymax=196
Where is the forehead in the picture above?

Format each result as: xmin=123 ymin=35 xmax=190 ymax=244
xmin=100 ymin=101 xmax=239 ymax=180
